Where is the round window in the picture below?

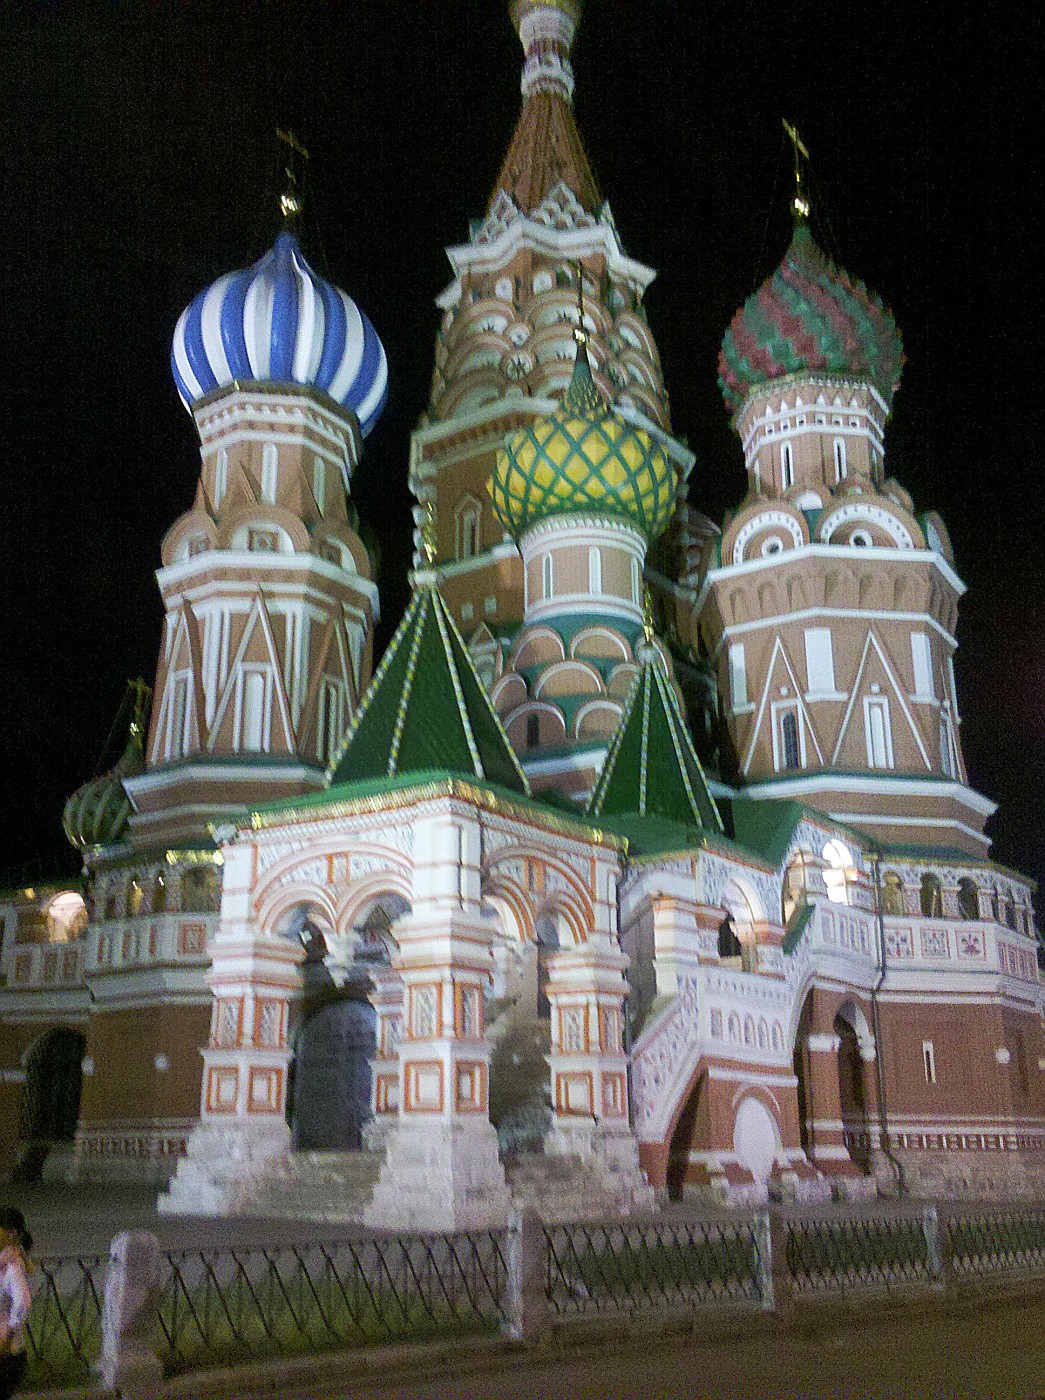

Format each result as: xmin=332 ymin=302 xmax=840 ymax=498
xmin=761 ymin=536 xmax=784 ymax=557
xmin=851 ymin=529 xmax=873 ymax=548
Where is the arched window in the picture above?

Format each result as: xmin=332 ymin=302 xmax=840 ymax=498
xmin=1006 ymin=895 xmax=1017 ymax=931
xmin=542 ymin=554 xmax=553 ymax=601
xmin=823 ymin=840 xmax=856 ymax=906
xmin=239 ymin=668 xmax=269 ymax=752
xmin=457 ymin=501 xmax=481 ymax=560
xmin=718 ymin=915 xmax=742 ymax=960
xmin=313 ymin=456 xmax=326 ymax=513
xmin=153 ymin=872 xmax=168 ymax=914
xmin=782 ymin=849 xmax=813 ymax=923
xmin=833 ymin=438 xmax=847 ymax=482
xmin=781 ymin=441 xmax=794 ymax=489
xmin=588 ymin=547 xmax=602 ymax=595
xmin=920 ymin=873 xmax=943 ymax=918
xmin=957 ymin=878 xmax=979 ymax=921
xmin=126 ymin=879 xmax=144 ymax=919
xmin=526 ymin=713 xmax=540 ymax=749
xmin=882 ymin=871 xmax=906 ymax=915
xmin=260 ymin=443 xmax=278 ymax=504
xmin=181 ymin=865 xmax=220 ymax=914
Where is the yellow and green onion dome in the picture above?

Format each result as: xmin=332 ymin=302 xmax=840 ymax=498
xmin=490 ymin=335 xmax=678 ymax=542
xmin=718 ymin=221 xmax=904 ymax=417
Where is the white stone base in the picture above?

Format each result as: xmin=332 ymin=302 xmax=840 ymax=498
xmin=365 ymin=1120 xmax=513 ymax=1232
xmin=544 ymin=1122 xmax=656 ymax=1215
xmin=156 ymin=1121 xmax=291 ymax=1216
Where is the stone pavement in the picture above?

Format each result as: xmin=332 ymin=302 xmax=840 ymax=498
xmin=274 ymin=1287 xmax=1045 ymax=1400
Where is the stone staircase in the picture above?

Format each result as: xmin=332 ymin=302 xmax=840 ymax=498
xmin=246 ymin=1148 xmax=384 ymax=1222
xmin=505 ymin=1150 xmax=654 ymax=1222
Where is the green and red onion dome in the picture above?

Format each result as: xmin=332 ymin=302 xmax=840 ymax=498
xmin=718 ymin=222 xmax=904 ymax=417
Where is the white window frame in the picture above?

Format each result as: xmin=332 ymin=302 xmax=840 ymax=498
xmin=780 ymin=440 xmax=794 ymax=490
xmin=260 ymin=443 xmax=278 ymax=504
xmin=167 ymin=672 xmax=192 ymax=759
xmin=864 ymin=695 xmax=895 ymax=769
xmin=728 ymin=642 xmax=750 ymax=712
xmin=922 ymin=1040 xmax=937 ymax=1084
xmin=910 ymin=631 xmax=935 ymax=701
xmin=588 ymin=547 xmax=602 ymax=595
xmin=317 ymin=678 xmax=344 ymax=764
xmin=939 ymin=703 xmax=955 ymax=778
xmin=833 ymin=437 xmax=847 ymax=482
xmin=804 ymin=628 xmax=837 ymax=698
xmin=235 ymin=665 xmax=272 ymax=753
xmin=542 ymin=553 xmax=554 ymax=601
xmin=313 ymin=456 xmax=326 ymax=514
xmin=215 ymin=448 xmax=228 ymax=507
xmin=771 ymin=700 xmax=806 ymax=772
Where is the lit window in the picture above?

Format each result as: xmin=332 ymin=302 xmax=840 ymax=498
xmin=823 ymin=839 xmax=855 ymax=905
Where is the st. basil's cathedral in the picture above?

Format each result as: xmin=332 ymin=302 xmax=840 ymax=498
xmin=1 ymin=0 xmax=1041 ymax=1227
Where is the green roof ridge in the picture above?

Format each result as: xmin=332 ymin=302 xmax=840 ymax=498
xmin=586 ymin=654 xmax=722 ymax=832
xmin=328 ymin=585 xmax=529 ymax=795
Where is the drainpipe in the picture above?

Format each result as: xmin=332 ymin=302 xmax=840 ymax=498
xmin=616 ymin=846 xmax=635 ymax=1133
xmin=868 ymin=848 xmax=905 ymax=1195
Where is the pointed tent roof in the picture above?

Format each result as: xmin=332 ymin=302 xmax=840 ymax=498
xmin=491 ymin=91 xmax=601 ymax=218
xmin=328 ymin=585 xmax=529 ymax=795
xmin=587 ymin=656 xmax=722 ymax=833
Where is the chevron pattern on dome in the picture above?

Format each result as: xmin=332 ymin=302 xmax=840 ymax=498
xmin=490 ymin=341 xmax=677 ymax=541
xmin=328 ymin=585 xmax=529 ymax=796
xmin=587 ymin=653 xmax=721 ymax=833
xmin=718 ymin=222 xmax=904 ymax=416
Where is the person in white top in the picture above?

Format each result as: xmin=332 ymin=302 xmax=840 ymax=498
xmin=0 ymin=1207 xmax=33 ymax=1400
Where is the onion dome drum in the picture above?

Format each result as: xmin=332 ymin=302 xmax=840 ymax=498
xmin=718 ymin=222 xmax=904 ymax=417
xmin=490 ymin=338 xmax=677 ymax=541
xmin=171 ymin=230 xmax=388 ymax=435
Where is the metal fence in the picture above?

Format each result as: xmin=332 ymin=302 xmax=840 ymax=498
xmin=22 ymin=1253 xmax=106 ymax=1389
xmin=785 ymin=1209 xmax=935 ymax=1295
xmin=157 ymin=1231 xmax=508 ymax=1373
xmin=19 ymin=1203 xmax=1045 ymax=1392
xmin=544 ymin=1216 xmax=767 ymax=1315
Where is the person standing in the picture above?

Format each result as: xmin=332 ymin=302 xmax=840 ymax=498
xmin=0 ymin=1208 xmax=33 ymax=1399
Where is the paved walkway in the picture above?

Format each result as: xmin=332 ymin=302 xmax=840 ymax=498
xmin=277 ymin=1289 xmax=1045 ymax=1400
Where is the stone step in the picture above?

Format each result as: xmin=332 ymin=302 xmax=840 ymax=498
xmin=505 ymin=1152 xmax=647 ymax=1223
xmin=248 ymin=1149 xmax=384 ymax=1221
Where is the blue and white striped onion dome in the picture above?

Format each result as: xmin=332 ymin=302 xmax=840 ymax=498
xmin=171 ymin=230 xmax=388 ymax=436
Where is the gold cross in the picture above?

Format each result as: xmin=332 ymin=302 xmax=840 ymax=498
xmin=782 ymin=119 xmax=810 ymax=221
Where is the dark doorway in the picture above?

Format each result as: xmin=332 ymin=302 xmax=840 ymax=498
xmin=15 ymin=1027 xmax=86 ymax=1181
xmin=289 ymin=999 xmax=376 ymax=1151
xmin=666 ymin=1073 xmax=705 ymax=1201
xmin=835 ymin=1013 xmax=872 ymax=1172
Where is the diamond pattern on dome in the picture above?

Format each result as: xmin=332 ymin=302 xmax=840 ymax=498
xmin=718 ymin=222 xmax=903 ymax=417
xmin=490 ymin=341 xmax=677 ymax=541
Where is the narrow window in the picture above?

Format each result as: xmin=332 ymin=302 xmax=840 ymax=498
xmin=215 ymin=449 xmax=228 ymax=507
xmin=922 ymin=1040 xmax=937 ymax=1084
xmin=542 ymin=553 xmax=553 ymax=601
xmin=781 ymin=710 xmax=800 ymax=769
xmin=728 ymin=643 xmax=748 ymax=709
xmin=833 ymin=438 xmax=847 ymax=482
xmin=240 ymin=670 xmax=267 ymax=751
xmin=940 ymin=707 xmax=955 ymax=778
xmin=318 ymin=680 xmax=341 ymax=763
xmin=261 ymin=443 xmax=278 ymax=504
xmin=526 ymin=713 xmax=540 ymax=749
xmin=170 ymin=676 xmax=189 ymax=758
xmin=781 ymin=441 xmax=794 ymax=489
xmin=865 ymin=697 xmax=894 ymax=769
xmin=313 ymin=457 xmax=326 ymax=514
xmin=458 ymin=508 xmax=480 ymax=560
xmin=804 ymin=628 xmax=836 ymax=695
xmin=588 ymin=547 xmax=602 ymax=595
xmin=911 ymin=632 xmax=935 ymax=699
xmin=630 ymin=557 xmax=641 ymax=604
xmin=920 ymin=873 xmax=943 ymax=918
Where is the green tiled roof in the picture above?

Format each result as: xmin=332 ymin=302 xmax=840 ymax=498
xmin=587 ymin=658 xmax=722 ymax=833
xmin=328 ymin=585 xmax=529 ymax=796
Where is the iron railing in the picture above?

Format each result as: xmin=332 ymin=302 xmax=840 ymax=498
xmin=544 ymin=1216 xmax=766 ymax=1315
xmin=948 ymin=1205 xmax=1045 ymax=1277
xmin=22 ymin=1252 xmax=106 ymax=1389
xmin=157 ymin=1230 xmax=509 ymax=1373
xmin=785 ymin=1210 xmax=934 ymax=1295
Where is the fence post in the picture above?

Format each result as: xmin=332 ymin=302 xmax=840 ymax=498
xmin=503 ymin=1209 xmax=550 ymax=1342
xmin=754 ymin=1210 xmax=790 ymax=1313
xmin=98 ymin=1230 xmax=164 ymax=1397
xmin=922 ymin=1205 xmax=944 ymax=1289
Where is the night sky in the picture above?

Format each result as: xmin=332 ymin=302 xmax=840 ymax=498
xmin=1 ymin=2 xmax=1041 ymax=911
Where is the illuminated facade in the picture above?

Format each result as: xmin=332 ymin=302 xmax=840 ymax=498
xmin=1 ymin=0 xmax=1042 ymax=1220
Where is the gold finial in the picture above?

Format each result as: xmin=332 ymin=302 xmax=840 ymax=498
xmin=782 ymin=119 xmax=810 ymax=221
xmin=421 ymin=500 xmax=438 ymax=564
xmin=642 ymin=585 xmax=655 ymax=645
xmin=128 ymin=678 xmax=152 ymax=742
xmin=277 ymin=128 xmax=309 ymax=223
xmin=573 ymin=262 xmax=587 ymax=346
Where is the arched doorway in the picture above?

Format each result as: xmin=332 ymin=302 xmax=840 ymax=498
xmin=17 ymin=1028 xmax=86 ymax=1181
xmin=835 ymin=1009 xmax=872 ymax=1173
xmin=666 ymin=1072 xmax=706 ymax=1201
xmin=487 ymin=903 xmax=555 ymax=1155
xmin=290 ymin=1000 xmax=377 ymax=1151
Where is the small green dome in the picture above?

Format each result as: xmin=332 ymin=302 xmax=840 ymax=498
xmin=490 ymin=338 xmax=678 ymax=542
xmin=63 ymin=709 xmax=146 ymax=853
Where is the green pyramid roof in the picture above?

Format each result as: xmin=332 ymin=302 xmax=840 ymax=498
xmin=328 ymin=585 xmax=529 ymax=795
xmin=587 ymin=656 xmax=722 ymax=833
